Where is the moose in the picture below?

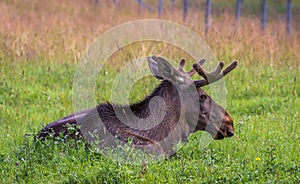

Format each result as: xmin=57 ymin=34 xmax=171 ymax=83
xmin=37 ymin=55 xmax=238 ymax=157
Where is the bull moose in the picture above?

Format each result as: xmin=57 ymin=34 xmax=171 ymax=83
xmin=37 ymin=55 xmax=238 ymax=157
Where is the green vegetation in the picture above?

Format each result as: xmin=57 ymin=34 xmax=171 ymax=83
xmin=1 ymin=57 xmax=299 ymax=183
xmin=0 ymin=0 xmax=299 ymax=183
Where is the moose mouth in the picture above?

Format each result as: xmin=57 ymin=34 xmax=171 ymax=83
xmin=213 ymin=129 xmax=234 ymax=140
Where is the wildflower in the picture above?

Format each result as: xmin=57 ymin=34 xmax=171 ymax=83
xmin=255 ymin=157 xmax=261 ymax=161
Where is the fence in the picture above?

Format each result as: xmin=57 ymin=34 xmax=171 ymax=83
xmin=95 ymin=0 xmax=294 ymax=35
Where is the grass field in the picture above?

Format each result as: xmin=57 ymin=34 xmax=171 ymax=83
xmin=1 ymin=0 xmax=300 ymax=183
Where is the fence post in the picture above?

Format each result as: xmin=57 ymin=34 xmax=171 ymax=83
xmin=183 ymin=0 xmax=188 ymax=22
xmin=171 ymin=0 xmax=175 ymax=8
xmin=205 ymin=0 xmax=211 ymax=36
xmin=114 ymin=0 xmax=118 ymax=6
xmin=137 ymin=0 xmax=142 ymax=13
xmin=158 ymin=0 xmax=163 ymax=18
xmin=136 ymin=0 xmax=153 ymax=13
xmin=235 ymin=0 xmax=243 ymax=28
xmin=261 ymin=0 xmax=267 ymax=33
xmin=286 ymin=0 xmax=292 ymax=35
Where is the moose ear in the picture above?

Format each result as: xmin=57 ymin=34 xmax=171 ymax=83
xmin=147 ymin=55 xmax=184 ymax=82
xmin=147 ymin=55 xmax=164 ymax=80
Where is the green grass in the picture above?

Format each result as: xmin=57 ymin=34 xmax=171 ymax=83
xmin=0 ymin=57 xmax=299 ymax=183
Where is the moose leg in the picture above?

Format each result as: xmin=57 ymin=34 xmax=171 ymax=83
xmin=36 ymin=109 xmax=91 ymax=140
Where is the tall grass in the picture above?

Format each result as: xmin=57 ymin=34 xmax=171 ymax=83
xmin=0 ymin=0 xmax=299 ymax=66
xmin=0 ymin=0 xmax=299 ymax=183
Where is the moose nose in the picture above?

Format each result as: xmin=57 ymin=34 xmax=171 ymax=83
xmin=227 ymin=129 xmax=234 ymax=137
xmin=223 ymin=111 xmax=234 ymax=137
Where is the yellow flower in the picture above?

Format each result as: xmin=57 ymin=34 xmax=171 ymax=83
xmin=255 ymin=157 xmax=261 ymax=161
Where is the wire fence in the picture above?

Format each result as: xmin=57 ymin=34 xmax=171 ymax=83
xmin=94 ymin=0 xmax=294 ymax=36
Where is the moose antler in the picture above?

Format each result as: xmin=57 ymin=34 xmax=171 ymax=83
xmin=177 ymin=58 xmax=196 ymax=76
xmin=193 ymin=59 xmax=238 ymax=88
xmin=177 ymin=58 xmax=208 ymax=78
xmin=149 ymin=55 xmax=237 ymax=88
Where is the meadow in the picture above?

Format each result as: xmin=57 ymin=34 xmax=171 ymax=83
xmin=0 ymin=0 xmax=299 ymax=183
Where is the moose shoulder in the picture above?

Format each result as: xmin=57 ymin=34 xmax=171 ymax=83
xmin=37 ymin=55 xmax=238 ymax=157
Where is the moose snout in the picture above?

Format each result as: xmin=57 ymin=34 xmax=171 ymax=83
xmin=223 ymin=112 xmax=234 ymax=138
xmin=226 ymin=127 xmax=234 ymax=137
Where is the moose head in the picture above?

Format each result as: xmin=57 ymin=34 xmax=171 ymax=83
xmin=147 ymin=56 xmax=237 ymax=141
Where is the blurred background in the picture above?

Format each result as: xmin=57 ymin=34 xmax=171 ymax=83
xmin=1 ymin=0 xmax=300 ymax=66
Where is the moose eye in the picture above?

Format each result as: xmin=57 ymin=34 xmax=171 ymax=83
xmin=200 ymin=94 xmax=207 ymax=101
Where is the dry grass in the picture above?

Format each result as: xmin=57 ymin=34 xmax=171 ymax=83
xmin=0 ymin=0 xmax=299 ymax=67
